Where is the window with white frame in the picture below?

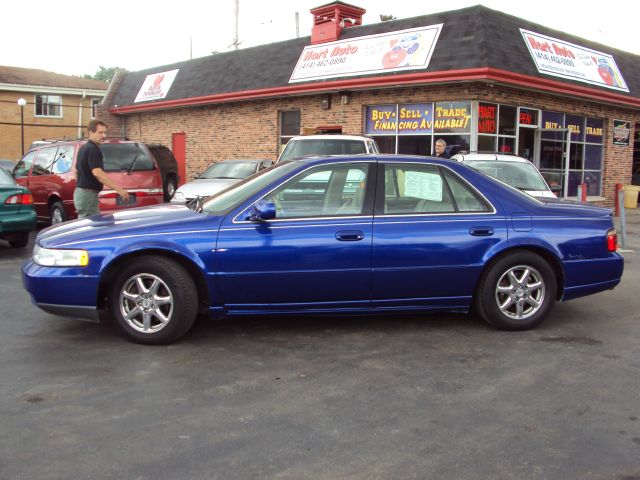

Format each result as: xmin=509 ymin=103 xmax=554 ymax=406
xmin=91 ymin=98 xmax=100 ymax=118
xmin=35 ymin=94 xmax=62 ymax=117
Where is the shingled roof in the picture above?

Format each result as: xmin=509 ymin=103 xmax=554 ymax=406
xmin=109 ymin=4 xmax=640 ymax=111
xmin=0 ymin=65 xmax=108 ymax=91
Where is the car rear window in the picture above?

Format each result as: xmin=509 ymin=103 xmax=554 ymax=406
xmin=101 ymin=144 xmax=155 ymax=172
xmin=0 ymin=168 xmax=16 ymax=185
xmin=280 ymin=139 xmax=368 ymax=161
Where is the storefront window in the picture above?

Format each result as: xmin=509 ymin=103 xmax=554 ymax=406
xmin=538 ymin=111 xmax=604 ymax=197
xmin=478 ymin=135 xmax=496 ymax=151
xmin=498 ymin=105 xmax=517 ymax=135
xmin=366 ymin=103 xmax=435 ymax=155
xmin=498 ymin=137 xmax=515 ymax=154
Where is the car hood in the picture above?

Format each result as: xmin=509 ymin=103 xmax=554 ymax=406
xmin=175 ymin=178 xmax=239 ymax=199
xmin=37 ymin=204 xmax=222 ymax=248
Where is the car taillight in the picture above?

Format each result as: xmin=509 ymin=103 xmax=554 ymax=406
xmin=606 ymin=228 xmax=617 ymax=252
xmin=4 ymin=193 xmax=33 ymax=205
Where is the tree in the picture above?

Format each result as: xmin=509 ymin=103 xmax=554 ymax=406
xmin=83 ymin=66 xmax=120 ymax=82
xmin=379 ymin=14 xmax=397 ymax=21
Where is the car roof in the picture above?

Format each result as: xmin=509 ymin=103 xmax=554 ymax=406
xmin=215 ymin=159 xmax=272 ymax=163
xmin=451 ymin=152 xmax=531 ymax=163
xmin=287 ymin=135 xmax=374 ymax=142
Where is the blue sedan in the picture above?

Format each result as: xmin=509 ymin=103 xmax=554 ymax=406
xmin=22 ymin=156 xmax=623 ymax=344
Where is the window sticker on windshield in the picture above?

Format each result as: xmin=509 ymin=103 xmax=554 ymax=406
xmin=404 ymin=171 xmax=442 ymax=201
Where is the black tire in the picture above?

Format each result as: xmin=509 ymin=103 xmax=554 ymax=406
xmin=8 ymin=232 xmax=29 ymax=248
xmin=50 ymin=201 xmax=68 ymax=225
xmin=107 ymin=256 xmax=198 ymax=344
xmin=164 ymin=176 xmax=177 ymax=201
xmin=475 ymin=251 xmax=557 ymax=331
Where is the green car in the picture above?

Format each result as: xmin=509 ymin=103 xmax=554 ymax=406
xmin=0 ymin=167 xmax=36 ymax=248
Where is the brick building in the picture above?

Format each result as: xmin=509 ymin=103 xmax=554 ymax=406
xmin=0 ymin=66 xmax=107 ymax=159
xmin=98 ymin=3 xmax=640 ymax=206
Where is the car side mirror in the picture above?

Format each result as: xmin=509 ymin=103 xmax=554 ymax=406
xmin=248 ymin=199 xmax=276 ymax=221
xmin=550 ymin=184 xmax=562 ymax=193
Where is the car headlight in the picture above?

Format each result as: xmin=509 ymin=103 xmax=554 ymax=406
xmin=172 ymin=191 xmax=185 ymax=201
xmin=33 ymin=245 xmax=89 ymax=267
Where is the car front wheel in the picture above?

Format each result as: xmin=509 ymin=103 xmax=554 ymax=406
xmin=164 ymin=176 xmax=177 ymax=201
xmin=475 ymin=251 xmax=557 ymax=331
xmin=108 ymin=256 xmax=198 ymax=344
xmin=50 ymin=201 xmax=67 ymax=225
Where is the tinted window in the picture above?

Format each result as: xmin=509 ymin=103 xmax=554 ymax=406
xmin=280 ymin=139 xmax=368 ymax=161
xmin=101 ymin=144 xmax=154 ymax=171
xmin=13 ymin=151 xmax=36 ymax=178
xmin=201 ymin=162 xmax=258 ymax=180
xmin=0 ymin=168 xmax=16 ymax=185
xmin=466 ymin=160 xmax=549 ymax=191
xmin=268 ymin=163 xmax=369 ymax=218
xmin=51 ymin=145 xmax=74 ymax=174
xmin=147 ymin=145 xmax=177 ymax=171
xmin=383 ymin=163 xmax=455 ymax=214
xmin=441 ymin=169 xmax=491 ymax=212
xmin=32 ymin=147 xmax=59 ymax=176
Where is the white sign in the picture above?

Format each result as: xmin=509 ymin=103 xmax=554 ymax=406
xmin=520 ymin=29 xmax=628 ymax=92
xmin=289 ymin=25 xmax=442 ymax=83
xmin=404 ymin=171 xmax=442 ymax=202
xmin=134 ymin=69 xmax=180 ymax=103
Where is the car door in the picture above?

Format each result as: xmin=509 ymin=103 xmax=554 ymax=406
xmin=28 ymin=146 xmax=61 ymax=219
xmin=215 ymin=161 xmax=375 ymax=312
xmin=372 ymin=161 xmax=508 ymax=309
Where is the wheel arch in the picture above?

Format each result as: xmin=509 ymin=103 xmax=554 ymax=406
xmin=97 ymin=249 xmax=211 ymax=315
xmin=477 ymin=245 xmax=565 ymax=302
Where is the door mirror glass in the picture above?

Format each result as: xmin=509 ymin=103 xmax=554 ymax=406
xmin=248 ymin=199 xmax=276 ymax=221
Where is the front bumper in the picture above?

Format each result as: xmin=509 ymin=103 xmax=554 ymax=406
xmin=22 ymin=260 xmax=101 ymax=322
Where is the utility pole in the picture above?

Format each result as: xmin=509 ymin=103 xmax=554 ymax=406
xmin=233 ymin=0 xmax=240 ymax=50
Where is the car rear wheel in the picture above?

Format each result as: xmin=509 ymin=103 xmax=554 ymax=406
xmin=475 ymin=251 xmax=556 ymax=330
xmin=50 ymin=201 xmax=68 ymax=225
xmin=8 ymin=232 xmax=29 ymax=248
xmin=108 ymin=256 xmax=198 ymax=344
xmin=164 ymin=176 xmax=177 ymax=201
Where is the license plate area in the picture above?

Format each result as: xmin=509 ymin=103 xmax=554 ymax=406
xmin=116 ymin=193 xmax=137 ymax=206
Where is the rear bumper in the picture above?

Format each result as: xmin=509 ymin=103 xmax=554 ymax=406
xmin=0 ymin=210 xmax=36 ymax=235
xmin=561 ymin=253 xmax=624 ymax=301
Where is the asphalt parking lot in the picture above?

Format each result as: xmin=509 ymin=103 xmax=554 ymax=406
xmin=1 ymin=212 xmax=639 ymax=480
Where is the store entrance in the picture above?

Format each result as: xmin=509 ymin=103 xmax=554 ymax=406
xmin=517 ymin=127 xmax=536 ymax=162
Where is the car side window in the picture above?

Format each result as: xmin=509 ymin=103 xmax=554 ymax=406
xmin=441 ymin=169 xmax=491 ymax=212
xmin=31 ymin=147 xmax=59 ymax=176
xmin=13 ymin=151 xmax=37 ymax=178
xmin=268 ymin=163 xmax=369 ymax=218
xmin=383 ymin=163 xmax=455 ymax=214
xmin=51 ymin=145 xmax=74 ymax=174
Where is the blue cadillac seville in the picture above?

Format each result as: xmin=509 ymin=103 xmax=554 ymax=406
xmin=22 ymin=156 xmax=623 ymax=344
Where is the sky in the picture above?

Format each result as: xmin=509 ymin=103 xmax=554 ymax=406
xmin=2 ymin=0 xmax=639 ymax=78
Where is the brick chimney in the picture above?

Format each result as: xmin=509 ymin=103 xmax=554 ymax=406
xmin=310 ymin=2 xmax=366 ymax=44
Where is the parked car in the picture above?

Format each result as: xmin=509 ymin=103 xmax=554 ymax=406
xmin=0 ymin=159 xmax=16 ymax=173
xmin=450 ymin=152 xmax=557 ymax=198
xmin=23 ymin=155 xmax=623 ymax=344
xmin=146 ymin=144 xmax=180 ymax=200
xmin=0 ymin=167 xmax=36 ymax=248
xmin=277 ymin=135 xmax=379 ymax=162
xmin=13 ymin=140 xmax=166 ymax=224
xmin=171 ymin=159 xmax=273 ymax=204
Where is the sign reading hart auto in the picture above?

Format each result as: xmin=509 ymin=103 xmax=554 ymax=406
xmin=134 ymin=69 xmax=180 ymax=103
xmin=290 ymin=25 xmax=442 ymax=83
xmin=520 ymin=29 xmax=628 ymax=92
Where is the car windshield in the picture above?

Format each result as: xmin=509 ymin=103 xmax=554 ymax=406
xmin=199 ymin=162 xmax=257 ymax=179
xmin=101 ymin=143 xmax=155 ymax=171
xmin=202 ymin=162 xmax=300 ymax=216
xmin=0 ymin=168 xmax=16 ymax=185
xmin=279 ymin=139 xmax=368 ymax=161
xmin=467 ymin=160 xmax=549 ymax=191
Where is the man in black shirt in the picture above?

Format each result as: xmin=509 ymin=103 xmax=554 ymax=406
xmin=74 ymin=120 xmax=129 ymax=219
xmin=434 ymin=138 xmax=450 ymax=159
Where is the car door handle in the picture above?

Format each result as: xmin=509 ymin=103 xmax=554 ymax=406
xmin=469 ymin=226 xmax=494 ymax=236
xmin=336 ymin=230 xmax=364 ymax=241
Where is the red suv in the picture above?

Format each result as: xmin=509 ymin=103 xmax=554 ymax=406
xmin=13 ymin=140 xmax=165 ymax=224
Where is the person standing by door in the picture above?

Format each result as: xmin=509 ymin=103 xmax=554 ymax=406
xmin=74 ymin=120 xmax=129 ymax=219
xmin=434 ymin=138 xmax=450 ymax=159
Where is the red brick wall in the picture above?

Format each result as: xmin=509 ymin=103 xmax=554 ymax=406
xmin=101 ymin=82 xmax=639 ymax=206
